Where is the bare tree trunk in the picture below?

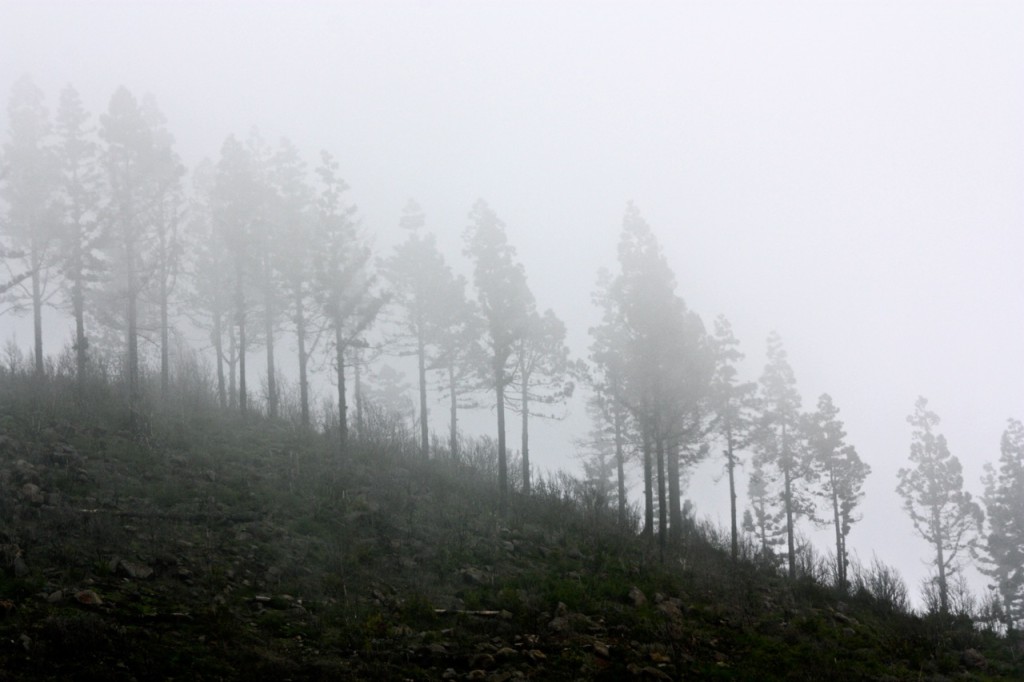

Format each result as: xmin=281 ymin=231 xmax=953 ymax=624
xmin=642 ymin=424 xmax=654 ymax=540
xmin=160 ymin=275 xmax=169 ymax=400
xmin=933 ymin=508 xmax=948 ymax=612
xmin=31 ymin=266 xmax=43 ymax=376
xmin=449 ymin=365 xmax=458 ymax=459
xmin=236 ymin=268 xmax=247 ymax=415
xmin=213 ymin=309 xmax=226 ymax=409
xmin=227 ymin=321 xmax=237 ymax=409
xmin=72 ymin=260 xmax=87 ymax=388
xmin=726 ymin=427 xmax=739 ymax=560
xmin=335 ymin=323 xmax=347 ymax=455
xmin=521 ymin=374 xmax=530 ymax=494
xmin=614 ymin=402 xmax=626 ymax=527
xmin=656 ymin=434 xmax=667 ymax=560
xmin=264 ymin=266 xmax=277 ymax=418
xmin=417 ymin=332 xmax=429 ymax=458
xmin=127 ymin=289 xmax=139 ymax=429
xmin=353 ymin=348 xmax=363 ymax=437
xmin=295 ymin=291 xmax=309 ymax=428
xmin=779 ymin=423 xmax=797 ymax=580
xmin=668 ymin=439 xmax=682 ymax=543
xmin=832 ymin=480 xmax=844 ymax=589
xmin=495 ymin=356 xmax=507 ymax=513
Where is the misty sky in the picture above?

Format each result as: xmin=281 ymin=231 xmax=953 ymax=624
xmin=2 ymin=1 xmax=1023 ymax=601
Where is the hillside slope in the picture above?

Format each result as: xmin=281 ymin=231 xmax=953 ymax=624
xmin=0 ymin=377 xmax=1019 ymax=681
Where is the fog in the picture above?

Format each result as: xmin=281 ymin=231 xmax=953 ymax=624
xmin=2 ymin=1 xmax=1022 ymax=605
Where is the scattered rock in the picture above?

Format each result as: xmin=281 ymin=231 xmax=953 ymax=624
xmin=20 ymin=483 xmax=44 ymax=505
xmin=593 ymin=641 xmax=611 ymax=659
xmin=461 ymin=567 xmax=488 ymax=586
xmin=46 ymin=590 xmax=63 ymax=603
xmin=628 ymin=586 xmax=647 ymax=608
xmin=469 ymin=652 xmax=494 ymax=669
xmin=962 ymin=648 xmax=987 ymax=669
xmin=110 ymin=557 xmax=154 ymax=580
xmin=74 ymin=589 xmax=103 ymax=606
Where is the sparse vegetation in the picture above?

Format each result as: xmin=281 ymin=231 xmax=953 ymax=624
xmin=0 ymin=365 xmax=1020 ymax=680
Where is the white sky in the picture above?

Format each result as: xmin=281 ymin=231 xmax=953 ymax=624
xmin=2 ymin=0 xmax=1023 ymax=605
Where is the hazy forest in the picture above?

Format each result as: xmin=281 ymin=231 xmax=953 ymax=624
xmin=1 ymin=3 xmax=1023 ymax=679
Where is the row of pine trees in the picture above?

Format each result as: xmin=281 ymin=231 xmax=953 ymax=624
xmin=2 ymin=78 xmax=1023 ymax=630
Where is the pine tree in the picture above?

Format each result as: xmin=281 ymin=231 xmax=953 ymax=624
xmin=314 ymin=151 xmax=384 ymax=455
xmin=709 ymin=315 xmax=756 ymax=560
xmin=754 ymin=331 xmax=808 ymax=580
xmin=99 ymin=86 xmax=180 ymax=422
xmin=979 ymin=418 xmax=1024 ymax=629
xmin=463 ymin=199 xmax=533 ymax=510
xmin=270 ymin=139 xmax=318 ymax=427
xmin=1 ymin=75 xmax=59 ymax=376
xmin=590 ymin=204 xmax=710 ymax=550
xmin=506 ymin=308 xmax=576 ymax=494
xmin=211 ymin=134 xmax=260 ymax=414
xmin=804 ymin=393 xmax=870 ymax=590
xmin=54 ymin=84 xmax=102 ymax=388
xmin=381 ymin=200 xmax=470 ymax=458
xmin=896 ymin=397 xmax=983 ymax=613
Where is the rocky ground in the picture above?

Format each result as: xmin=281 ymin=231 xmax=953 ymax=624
xmin=0 ymin=397 xmax=1019 ymax=680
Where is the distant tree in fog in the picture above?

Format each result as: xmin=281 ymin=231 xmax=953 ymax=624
xmin=591 ymin=203 xmax=711 ymax=552
xmin=752 ymin=331 xmax=808 ymax=580
xmin=743 ymin=455 xmax=787 ymax=563
xmin=382 ymin=199 xmax=464 ymax=458
xmin=211 ymin=133 xmax=262 ymax=414
xmin=708 ymin=315 xmax=756 ymax=560
xmin=804 ymin=393 xmax=870 ymax=590
xmin=1 ymin=75 xmax=59 ymax=376
xmin=99 ymin=86 xmax=181 ymax=422
xmin=464 ymin=199 xmax=533 ymax=510
xmin=896 ymin=396 xmax=982 ymax=613
xmin=429 ymin=269 xmax=482 ymax=460
xmin=184 ymin=159 xmax=232 ymax=408
xmin=314 ymin=151 xmax=385 ymax=454
xmin=54 ymin=84 xmax=103 ymax=388
xmin=979 ymin=418 xmax=1024 ymax=629
xmin=138 ymin=94 xmax=185 ymax=400
xmin=506 ymin=307 xmax=576 ymax=494
xmin=589 ymin=268 xmax=631 ymax=526
xmin=270 ymin=139 xmax=318 ymax=427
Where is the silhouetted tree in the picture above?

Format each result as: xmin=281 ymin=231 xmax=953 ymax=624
xmin=99 ymin=86 xmax=180 ymax=422
xmin=804 ymin=393 xmax=870 ymax=590
xmin=54 ymin=84 xmax=103 ymax=388
xmin=597 ymin=204 xmax=710 ymax=551
xmin=184 ymin=159 xmax=232 ymax=408
xmin=270 ymin=139 xmax=318 ymax=427
xmin=211 ymin=134 xmax=260 ymax=414
xmin=2 ymin=75 xmax=58 ymax=375
xmin=314 ymin=151 xmax=384 ymax=455
xmin=506 ymin=308 xmax=576 ymax=494
xmin=753 ymin=331 xmax=807 ymax=579
xmin=979 ymin=418 xmax=1024 ymax=629
xmin=463 ymin=199 xmax=533 ymax=510
xmin=709 ymin=315 xmax=756 ymax=560
xmin=430 ymin=272 xmax=482 ymax=460
xmin=138 ymin=94 xmax=185 ymax=400
xmin=896 ymin=397 xmax=983 ymax=613
xmin=381 ymin=200 xmax=468 ymax=458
